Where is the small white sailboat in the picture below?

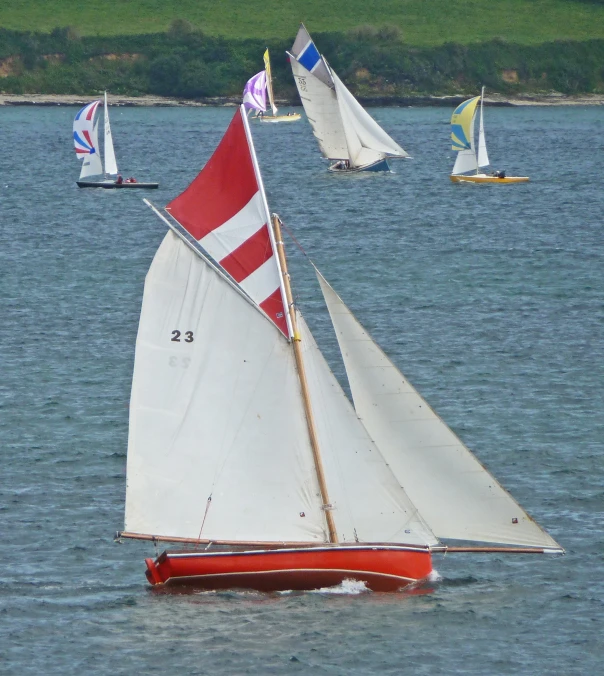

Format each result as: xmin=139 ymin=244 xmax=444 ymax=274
xmin=260 ymin=49 xmax=301 ymax=123
xmin=73 ymin=92 xmax=158 ymax=189
xmin=116 ymin=105 xmax=562 ymax=593
xmin=288 ymin=24 xmax=408 ymax=173
xmin=450 ymin=87 xmax=529 ymax=184
xmin=242 ymin=51 xmax=301 ymax=123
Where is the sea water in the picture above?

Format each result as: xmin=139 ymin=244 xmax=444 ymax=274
xmin=0 ymin=104 xmax=603 ymax=674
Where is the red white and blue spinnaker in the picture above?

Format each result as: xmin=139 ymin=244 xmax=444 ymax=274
xmin=73 ymin=100 xmax=101 ymax=158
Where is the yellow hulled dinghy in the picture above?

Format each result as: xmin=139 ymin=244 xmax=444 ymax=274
xmin=450 ymin=88 xmax=529 ymax=184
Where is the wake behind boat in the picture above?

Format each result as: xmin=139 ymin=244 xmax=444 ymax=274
xmin=116 ymin=105 xmax=562 ymax=593
xmin=288 ymin=24 xmax=408 ymax=173
xmin=450 ymin=87 xmax=529 ymax=184
xmin=73 ymin=93 xmax=158 ymax=189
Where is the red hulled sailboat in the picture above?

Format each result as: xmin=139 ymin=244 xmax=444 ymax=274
xmin=117 ymin=106 xmax=562 ymax=592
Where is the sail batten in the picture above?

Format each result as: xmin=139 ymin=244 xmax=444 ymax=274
xmin=316 ymin=271 xmax=561 ymax=550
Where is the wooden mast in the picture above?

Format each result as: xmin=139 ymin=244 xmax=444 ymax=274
xmin=272 ymin=213 xmax=339 ymax=544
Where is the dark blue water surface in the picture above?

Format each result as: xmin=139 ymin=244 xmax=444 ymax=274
xmin=1 ymin=104 xmax=603 ymax=674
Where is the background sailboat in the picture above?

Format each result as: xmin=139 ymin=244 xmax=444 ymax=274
xmin=450 ymin=87 xmax=529 ymax=184
xmin=73 ymin=92 xmax=158 ymax=189
xmin=288 ymin=24 xmax=408 ymax=172
xmin=242 ymin=52 xmax=301 ymax=123
xmin=117 ymin=106 xmax=562 ymax=592
xmin=260 ymin=49 xmax=301 ymax=123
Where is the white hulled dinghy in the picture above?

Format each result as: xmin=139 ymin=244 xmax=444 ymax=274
xmin=73 ymin=93 xmax=158 ymax=189
xmin=117 ymin=105 xmax=562 ymax=592
xmin=450 ymin=87 xmax=529 ymax=184
xmin=288 ymin=25 xmax=408 ymax=173
xmin=242 ymin=52 xmax=302 ymax=123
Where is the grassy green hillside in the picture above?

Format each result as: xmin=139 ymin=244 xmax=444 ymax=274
xmin=2 ymin=0 xmax=604 ymax=46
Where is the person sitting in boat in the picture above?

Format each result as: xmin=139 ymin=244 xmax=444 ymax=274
xmin=333 ymin=160 xmax=350 ymax=171
xmin=115 ymin=174 xmax=123 ymax=185
xmin=125 ymin=177 xmax=137 ymax=183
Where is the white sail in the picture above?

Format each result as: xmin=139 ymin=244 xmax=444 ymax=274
xmin=331 ymin=69 xmax=409 ymax=167
xmin=289 ymin=56 xmax=349 ymax=160
xmin=316 ymin=272 xmax=562 ymax=550
xmin=477 ymin=87 xmax=490 ymax=169
xmin=125 ymin=231 xmax=328 ymax=543
xmin=297 ymin=315 xmax=438 ymax=548
xmin=452 ymin=114 xmax=478 ymax=175
xmin=79 ymin=119 xmax=103 ymax=178
xmin=103 ymin=92 xmax=118 ymax=176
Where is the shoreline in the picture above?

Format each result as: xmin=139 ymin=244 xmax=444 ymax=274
xmin=1 ymin=93 xmax=603 ymax=107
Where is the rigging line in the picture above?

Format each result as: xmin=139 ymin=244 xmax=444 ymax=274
xmin=279 ymin=219 xmax=311 ymax=260
xmin=197 ymin=495 xmax=213 ymax=541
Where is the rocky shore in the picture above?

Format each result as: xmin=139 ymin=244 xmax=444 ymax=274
xmin=1 ymin=93 xmax=603 ymax=107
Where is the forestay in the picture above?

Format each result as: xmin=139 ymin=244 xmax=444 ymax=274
xmin=103 ymin=92 xmax=118 ymax=176
xmin=316 ymin=272 xmax=562 ymax=550
xmin=125 ymin=231 xmax=327 ymax=542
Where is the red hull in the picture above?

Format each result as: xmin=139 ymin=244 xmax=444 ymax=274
xmin=145 ymin=545 xmax=432 ymax=592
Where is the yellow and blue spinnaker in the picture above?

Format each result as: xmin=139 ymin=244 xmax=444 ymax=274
xmin=451 ymin=96 xmax=480 ymax=151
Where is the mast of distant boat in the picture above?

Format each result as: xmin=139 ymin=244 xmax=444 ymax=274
xmin=264 ymin=49 xmax=278 ymax=117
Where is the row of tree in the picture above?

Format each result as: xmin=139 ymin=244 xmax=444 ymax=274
xmin=1 ymin=24 xmax=603 ymax=97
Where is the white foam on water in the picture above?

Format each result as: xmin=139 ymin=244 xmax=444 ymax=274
xmin=428 ymin=569 xmax=443 ymax=583
xmin=310 ymin=578 xmax=370 ymax=595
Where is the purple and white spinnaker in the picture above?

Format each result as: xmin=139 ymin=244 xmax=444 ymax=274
xmin=242 ymin=70 xmax=267 ymax=113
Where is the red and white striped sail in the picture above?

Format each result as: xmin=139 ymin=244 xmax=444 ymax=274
xmin=165 ymin=107 xmax=289 ymax=336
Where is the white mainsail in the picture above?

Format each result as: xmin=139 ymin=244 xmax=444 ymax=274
xmin=297 ymin=315 xmax=438 ymax=547
xmin=125 ymin=230 xmax=327 ymax=543
xmin=289 ymin=56 xmax=349 ymax=160
xmin=316 ymin=272 xmax=562 ymax=550
xmin=477 ymin=87 xmax=490 ymax=169
xmin=103 ymin=91 xmax=118 ymax=176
